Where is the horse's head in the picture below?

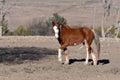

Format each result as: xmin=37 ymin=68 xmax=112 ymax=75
xmin=52 ymin=22 xmax=61 ymax=28
xmin=52 ymin=22 xmax=61 ymax=38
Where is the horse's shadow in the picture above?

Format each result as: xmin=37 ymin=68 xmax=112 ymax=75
xmin=0 ymin=47 xmax=57 ymax=65
xmin=98 ymin=59 xmax=110 ymax=65
xmin=69 ymin=58 xmax=110 ymax=65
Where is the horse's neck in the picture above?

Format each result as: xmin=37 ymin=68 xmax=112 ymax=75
xmin=58 ymin=25 xmax=71 ymax=42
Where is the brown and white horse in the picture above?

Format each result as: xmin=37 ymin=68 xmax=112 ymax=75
xmin=52 ymin=22 xmax=100 ymax=65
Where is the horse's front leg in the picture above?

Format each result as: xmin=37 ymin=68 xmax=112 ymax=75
xmin=58 ymin=44 xmax=69 ymax=64
xmin=58 ymin=48 xmax=62 ymax=62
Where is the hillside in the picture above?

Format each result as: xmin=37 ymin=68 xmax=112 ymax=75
xmin=5 ymin=0 xmax=120 ymax=30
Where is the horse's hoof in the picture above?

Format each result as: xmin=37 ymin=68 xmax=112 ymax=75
xmin=92 ymin=61 xmax=97 ymax=66
xmin=84 ymin=62 xmax=88 ymax=65
xmin=64 ymin=61 xmax=69 ymax=65
xmin=93 ymin=63 xmax=97 ymax=66
xmin=58 ymin=58 xmax=62 ymax=62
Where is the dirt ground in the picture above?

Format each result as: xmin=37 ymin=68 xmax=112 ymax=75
xmin=0 ymin=36 xmax=120 ymax=80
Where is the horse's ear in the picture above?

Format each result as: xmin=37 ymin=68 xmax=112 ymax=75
xmin=52 ymin=22 xmax=54 ymax=25
xmin=57 ymin=22 xmax=61 ymax=26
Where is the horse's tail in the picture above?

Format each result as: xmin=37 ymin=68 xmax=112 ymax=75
xmin=92 ymin=30 xmax=100 ymax=59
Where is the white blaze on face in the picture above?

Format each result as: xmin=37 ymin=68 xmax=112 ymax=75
xmin=53 ymin=26 xmax=59 ymax=38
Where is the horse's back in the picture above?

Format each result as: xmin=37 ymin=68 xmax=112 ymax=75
xmin=70 ymin=27 xmax=94 ymax=36
xmin=80 ymin=27 xmax=94 ymax=44
xmin=82 ymin=27 xmax=94 ymax=36
xmin=80 ymin=27 xmax=94 ymax=35
xmin=63 ymin=26 xmax=94 ymax=39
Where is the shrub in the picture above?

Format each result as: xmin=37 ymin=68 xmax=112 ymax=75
xmin=50 ymin=13 xmax=67 ymax=25
xmin=94 ymin=25 xmax=120 ymax=38
xmin=7 ymin=13 xmax=67 ymax=36
xmin=28 ymin=19 xmax=49 ymax=35
xmin=13 ymin=25 xmax=28 ymax=36
xmin=28 ymin=13 xmax=67 ymax=36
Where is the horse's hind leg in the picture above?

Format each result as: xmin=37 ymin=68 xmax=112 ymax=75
xmin=84 ymin=46 xmax=90 ymax=65
xmin=63 ymin=48 xmax=69 ymax=64
xmin=85 ymin=46 xmax=97 ymax=65
xmin=88 ymin=47 xmax=97 ymax=65
xmin=91 ymin=50 xmax=97 ymax=65
xmin=84 ymin=40 xmax=89 ymax=65
xmin=85 ymin=39 xmax=96 ymax=65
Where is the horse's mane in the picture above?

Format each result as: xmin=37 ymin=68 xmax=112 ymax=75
xmin=61 ymin=24 xmax=71 ymax=29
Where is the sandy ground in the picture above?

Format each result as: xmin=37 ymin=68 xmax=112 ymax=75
xmin=0 ymin=36 xmax=120 ymax=80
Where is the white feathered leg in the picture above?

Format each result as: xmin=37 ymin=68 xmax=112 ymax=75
xmin=85 ymin=47 xmax=89 ymax=65
xmin=64 ymin=49 xmax=69 ymax=64
xmin=91 ymin=52 xmax=97 ymax=65
xmin=58 ymin=49 xmax=62 ymax=62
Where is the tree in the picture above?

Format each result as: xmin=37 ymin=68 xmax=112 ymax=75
xmin=29 ymin=19 xmax=48 ymax=35
xmin=50 ymin=13 xmax=67 ymax=25
xmin=102 ymin=0 xmax=112 ymax=38
xmin=28 ymin=13 xmax=67 ymax=36
xmin=0 ymin=0 xmax=9 ymax=35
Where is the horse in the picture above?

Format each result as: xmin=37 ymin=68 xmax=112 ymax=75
xmin=52 ymin=22 xmax=100 ymax=65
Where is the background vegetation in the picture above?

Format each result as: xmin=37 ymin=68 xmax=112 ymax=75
xmin=3 ymin=13 xmax=120 ymax=38
xmin=5 ymin=13 xmax=67 ymax=36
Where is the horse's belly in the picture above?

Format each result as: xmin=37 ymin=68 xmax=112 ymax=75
xmin=62 ymin=34 xmax=84 ymax=46
xmin=69 ymin=38 xmax=84 ymax=46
